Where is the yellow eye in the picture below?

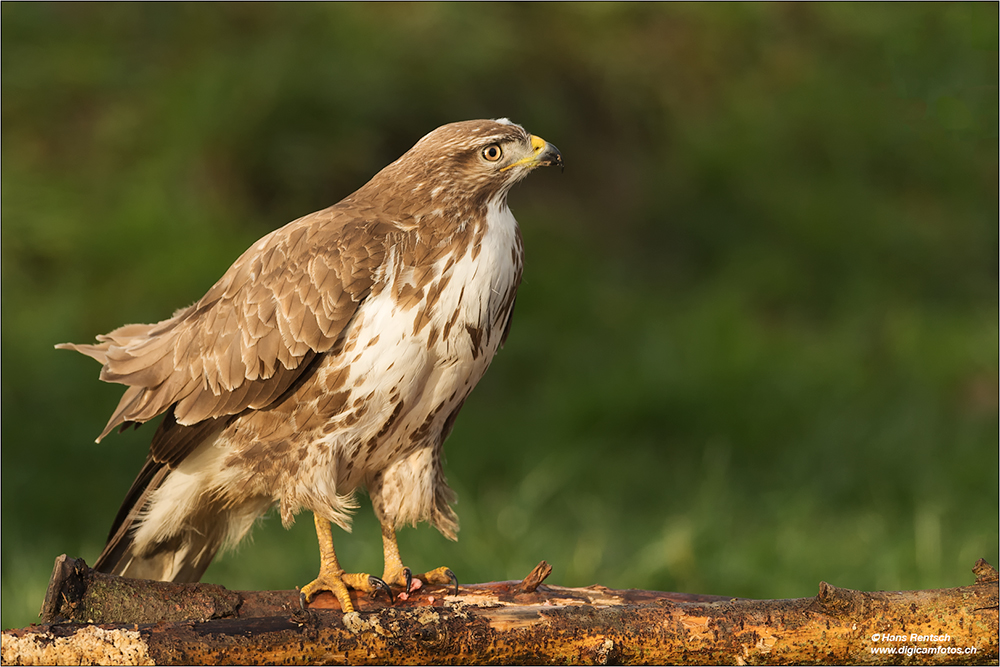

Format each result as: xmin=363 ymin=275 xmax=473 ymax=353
xmin=482 ymin=144 xmax=503 ymax=162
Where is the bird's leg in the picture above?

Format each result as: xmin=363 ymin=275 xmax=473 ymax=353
xmin=379 ymin=523 xmax=459 ymax=596
xmin=379 ymin=522 xmax=412 ymax=592
xmin=300 ymin=513 xmax=391 ymax=612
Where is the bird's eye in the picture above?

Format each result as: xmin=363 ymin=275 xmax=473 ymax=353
xmin=482 ymin=144 xmax=503 ymax=162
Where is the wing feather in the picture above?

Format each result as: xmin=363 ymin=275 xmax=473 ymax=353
xmin=254 ymin=329 xmax=282 ymax=377
xmin=61 ymin=206 xmax=386 ymax=441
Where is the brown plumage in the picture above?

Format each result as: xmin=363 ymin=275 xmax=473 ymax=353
xmin=58 ymin=119 xmax=562 ymax=609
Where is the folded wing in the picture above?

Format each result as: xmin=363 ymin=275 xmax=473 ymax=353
xmin=58 ymin=206 xmax=390 ymax=454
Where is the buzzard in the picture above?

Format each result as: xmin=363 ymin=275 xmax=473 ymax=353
xmin=58 ymin=119 xmax=562 ymax=612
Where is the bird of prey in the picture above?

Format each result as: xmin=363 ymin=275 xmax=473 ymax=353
xmin=58 ymin=118 xmax=562 ymax=612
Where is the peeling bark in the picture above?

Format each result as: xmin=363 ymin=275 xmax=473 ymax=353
xmin=2 ymin=556 xmax=996 ymax=665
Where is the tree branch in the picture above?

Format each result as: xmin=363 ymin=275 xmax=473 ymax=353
xmin=2 ymin=556 xmax=996 ymax=665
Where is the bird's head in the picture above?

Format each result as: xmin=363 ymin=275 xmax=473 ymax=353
xmin=367 ymin=118 xmax=562 ymax=218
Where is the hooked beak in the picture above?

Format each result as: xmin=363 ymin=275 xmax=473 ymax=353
xmin=530 ymin=135 xmax=563 ymax=170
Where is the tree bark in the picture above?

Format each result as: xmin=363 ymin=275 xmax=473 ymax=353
xmin=1 ymin=556 xmax=996 ymax=665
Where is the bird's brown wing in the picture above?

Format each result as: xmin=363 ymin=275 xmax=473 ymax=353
xmin=58 ymin=205 xmax=391 ymax=452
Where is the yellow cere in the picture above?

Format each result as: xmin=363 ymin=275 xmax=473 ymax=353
xmin=500 ymin=135 xmax=550 ymax=172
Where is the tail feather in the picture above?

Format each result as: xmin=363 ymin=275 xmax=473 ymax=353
xmin=95 ymin=526 xmax=221 ymax=583
xmin=93 ymin=456 xmax=224 ymax=583
xmin=92 ymin=410 xmax=243 ymax=583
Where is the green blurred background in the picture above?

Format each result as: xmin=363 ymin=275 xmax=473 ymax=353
xmin=3 ymin=3 xmax=997 ymax=630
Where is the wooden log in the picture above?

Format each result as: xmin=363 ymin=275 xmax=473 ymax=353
xmin=1 ymin=556 xmax=997 ymax=665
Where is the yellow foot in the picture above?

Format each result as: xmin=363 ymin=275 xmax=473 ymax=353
xmin=299 ymin=569 xmax=392 ymax=613
xmin=418 ymin=566 xmax=459 ymax=595
xmin=380 ymin=561 xmax=413 ymax=592
xmin=381 ymin=564 xmax=458 ymax=598
xmin=377 ymin=524 xmax=459 ymax=599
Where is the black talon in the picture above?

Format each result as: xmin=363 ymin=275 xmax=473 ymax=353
xmin=445 ymin=569 xmax=458 ymax=596
xmin=403 ymin=567 xmax=412 ymax=595
xmin=369 ymin=575 xmax=393 ymax=604
xmin=299 ymin=591 xmax=308 ymax=611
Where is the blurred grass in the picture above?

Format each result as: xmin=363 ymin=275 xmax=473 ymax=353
xmin=2 ymin=3 xmax=997 ymax=630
